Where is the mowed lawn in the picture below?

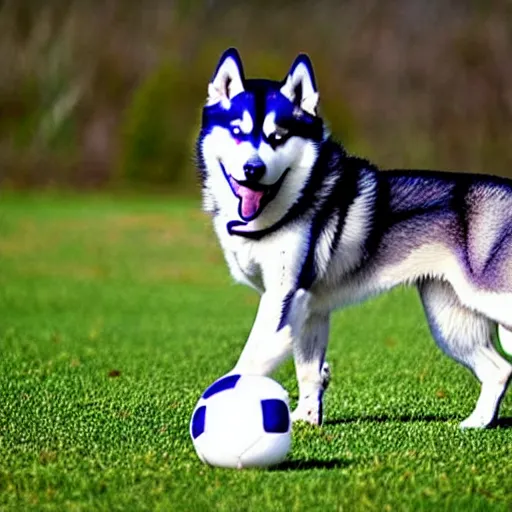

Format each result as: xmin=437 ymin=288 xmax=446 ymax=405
xmin=1 ymin=193 xmax=512 ymax=511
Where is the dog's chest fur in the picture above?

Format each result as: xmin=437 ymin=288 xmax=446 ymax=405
xmin=213 ymin=214 xmax=381 ymax=317
xmin=213 ymin=215 xmax=312 ymax=293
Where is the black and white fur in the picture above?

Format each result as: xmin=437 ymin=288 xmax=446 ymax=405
xmin=196 ymin=48 xmax=512 ymax=428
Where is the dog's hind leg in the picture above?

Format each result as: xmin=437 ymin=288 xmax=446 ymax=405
xmin=291 ymin=295 xmax=331 ymax=426
xmin=419 ymin=279 xmax=512 ymax=428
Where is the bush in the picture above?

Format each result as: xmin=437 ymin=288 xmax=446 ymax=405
xmin=116 ymin=60 xmax=203 ymax=188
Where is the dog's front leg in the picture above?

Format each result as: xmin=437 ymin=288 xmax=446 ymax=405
xmin=291 ymin=300 xmax=331 ymax=426
xmin=231 ymin=288 xmax=308 ymax=377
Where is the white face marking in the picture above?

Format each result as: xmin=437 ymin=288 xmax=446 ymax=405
xmin=220 ymin=97 xmax=231 ymax=110
xmin=230 ymin=110 xmax=253 ymax=135
xmin=262 ymin=112 xmax=277 ymax=139
xmin=203 ymin=126 xmax=255 ymax=181
xmin=202 ymin=119 xmax=320 ymax=229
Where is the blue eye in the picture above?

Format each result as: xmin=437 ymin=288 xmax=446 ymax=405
xmin=231 ymin=126 xmax=241 ymax=136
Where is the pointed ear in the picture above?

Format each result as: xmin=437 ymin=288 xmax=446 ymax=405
xmin=280 ymin=54 xmax=319 ymax=115
xmin=207 ymin=48 xmax=245 ymax=106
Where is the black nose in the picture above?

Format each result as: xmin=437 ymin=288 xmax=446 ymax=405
xmin=243 ymin=162 xmax=266 ymax=182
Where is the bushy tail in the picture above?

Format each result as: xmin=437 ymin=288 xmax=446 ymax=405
xmin=498 ymin=325 xmax=512 ymax=357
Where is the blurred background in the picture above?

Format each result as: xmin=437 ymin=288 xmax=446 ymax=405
xmin=1 ymin=0 xmax=512 ymax=193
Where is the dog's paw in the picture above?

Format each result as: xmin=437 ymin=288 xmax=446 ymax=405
xmin=292 ymin=394 xmax=324 ymax=426
xmin=459 ymin=414 xmax=493 ymax=429
xmin=291 ymin=405 xmax=322 ymax=426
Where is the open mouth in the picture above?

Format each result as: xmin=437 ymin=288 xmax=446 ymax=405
xmin=220 ymin=163 xmax=289 ymax=222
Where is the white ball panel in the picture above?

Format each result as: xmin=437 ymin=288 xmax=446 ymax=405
xmin=234 ymin=375 xmax=290 ymax=403
xmin=239 ymin=432 xmax=291 ymax=468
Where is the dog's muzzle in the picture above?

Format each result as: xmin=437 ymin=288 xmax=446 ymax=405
xmin=220 ymin=161 xmax=290 ymax=222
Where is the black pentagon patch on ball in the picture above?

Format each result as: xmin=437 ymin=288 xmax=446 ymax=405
xmin=261 ymin=399 xmax=290 ymax=433
xmin=202 ymin=374 xmax=241 ymax=399
xmin=191 ymin=405 xmax=206 ymax=439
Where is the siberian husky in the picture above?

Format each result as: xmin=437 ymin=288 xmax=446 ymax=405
xmin=196 ymin=48 xmax=512 ymax=428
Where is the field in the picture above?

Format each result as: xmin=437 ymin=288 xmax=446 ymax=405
xmin=1 ymin=193 xmax=512 ymax=511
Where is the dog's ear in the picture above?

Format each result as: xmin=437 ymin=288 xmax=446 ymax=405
xmin=207 ymin=48 xmax=245 ymax=106
xmin=280 ymin=54 xmax=319 ymax=115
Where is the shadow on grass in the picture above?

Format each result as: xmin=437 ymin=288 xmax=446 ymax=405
xmin=272 ymin=458 xmax=349 ymax=471
xmin=325 ymin=415 xmax=512 ymax=429
xmin=324 ymin=414 xmax=458 ymax=426
xmin=495 ymin=417 xmax=512 ymax=429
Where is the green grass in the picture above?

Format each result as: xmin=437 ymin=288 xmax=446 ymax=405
xmin=1 ymin=193 xmax=512 ymax=511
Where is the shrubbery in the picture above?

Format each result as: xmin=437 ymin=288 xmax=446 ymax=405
xmin=117 ymin=61 xmax=202 ymax=188
xmin=1 ymin=1 xmax=512 ymax=190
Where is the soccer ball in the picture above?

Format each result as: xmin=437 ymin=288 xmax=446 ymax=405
xmin=189 ymin=374 xmax=292 ymax=469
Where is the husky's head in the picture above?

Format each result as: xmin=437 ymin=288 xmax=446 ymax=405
xmin=197 ymin=48 xmax=325 ymax=232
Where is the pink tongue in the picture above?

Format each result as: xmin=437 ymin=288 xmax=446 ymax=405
xmin=238 ymin=185 xmax=265 ymax=219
